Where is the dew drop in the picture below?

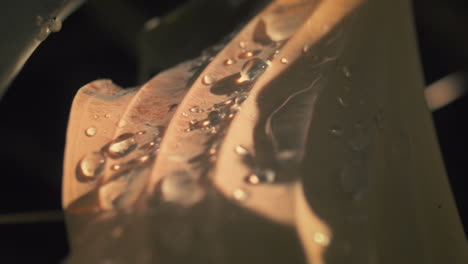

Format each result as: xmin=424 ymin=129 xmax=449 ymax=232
xmin=111 ymin=164 xmax=121 ymax=171
xmin=36 ymin=26 xmax=50 ymax=41
xmin=189 ymin=106 xmax=202 ymax=113
xmin=224 ymin=59 xmax=235 ymax=66
xmin=136 ymin=131 xmax=146 ymax=136
xmin=238 ymin=58 xmax=269 ymax=83
xmin=85 ymin=126 xmax=97 ymax=137
xmin=343 ymin=66 xmax=351 ymax=78
xmin=302 ymin=44 xmax=310 ymax=53
xmin=208 ymin=147 xmax=217 ymax=155
xmin=280 ymin=58 xmax=289 ymax=64
xmin=201 ymin=120 xmax=211 ymax=127
xmin=93 ymin=114 xmax=99 ymax=119
xmin=329 ymin=126 xmax=343 ymax=137
xmin=248 ymin=168 xmax=275 ymax=184
xmin=107 ymin=133 xmax=137 ymax=158
xmin=239 ymin=41 xmax=246 ymax=49
xmin=246 ymin=174 xmax=260 ymax=184
xmin=233 ymin=188 xmax=248 ymax=201
xmin=202 ymin=74 xmax=215 ymax=85
xmin=235 ymin=93 xmax=248 ymax=105
xmin=105 ymin=114 xmax=111 ymax=118
xmin=234 ymin=145 xmax=249 ymax=155
xmin=238 ymin=50 xmax=254 ymax=59
xmin=313 ymin=232 xmax=330 ymax=246
xmin=182 ymin=112 xmax=189 ymax=117
xmin=78 ymin=152 xmax=105 ymax=179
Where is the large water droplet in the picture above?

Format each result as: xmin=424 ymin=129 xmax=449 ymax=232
xmin=107 ymin=133 xmax=137 ymax=158
xmin=238 ymin=58 xmax=269 ymax=83
xmin=77 ymin=152 xmax=106 ymax=180
xmin=85 ymin=126 xmax=97 ymax=137
xmin=202 ymin=75 xmax=215 ymax=85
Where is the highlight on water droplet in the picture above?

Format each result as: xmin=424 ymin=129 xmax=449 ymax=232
xmin=111 ymin=164 xmax=121 ymax=171
xmin=85 ymin=126 xmax=97 ymax=137
xmin=238 ymin=58 xmax=269 ymax=83
xmin=202 ymin=74 xmax=216 ymax=85
xmin=302 ymin=44 xmax=310 ymax=53
xmin=238 ymin=50 xmax=254 ymax=59
xmin=246 ymin=169 xmax=276 ymax=184
xmin=107 ymin=133 xmax=137 ymax=158
xmin=189 ymin=106 xmax=202 ymax=113
xmin=239 ymin=41 xmax=246 ymax=49
xmin=313 ymin=232 xmax=330 ymax=246
xmin=232 ymin=188 xmax=248 ymax=201
xmin=343 ymin=66 xmax=351 ymax=78
xmin=224 ymin=59 xmax=235 ymax=66
xmin=77 ymin=152 xmax=106 ymax=180
xmin=280 ymin=58 xmax=289 ymax=64
xmin=234 ymin=145 xmax=249 ymax=155
xmin=118 ymin=119 xmax=127 ymax=128
xmin=93 ymin=114 xmax=99 ymax=119
xmin=105 ymin=114 xmax=111 ymax=118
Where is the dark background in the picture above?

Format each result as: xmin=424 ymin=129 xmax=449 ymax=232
xmin=0 ymin=0 xmax=466 ymax=263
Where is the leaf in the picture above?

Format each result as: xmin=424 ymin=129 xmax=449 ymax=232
xmin=63 ymin=0 xmax=468 ymax=263
xmin=0 ymin=0 xmax=85 ymax=99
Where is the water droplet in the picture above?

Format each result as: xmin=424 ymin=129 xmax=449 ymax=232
xmin=228 ymin=113 xmax=235 ymax=119
xmin=224 ymin=59 xmax=235 ymax=65
xmin=337 ymin=96 xmax=348 ymax=107
xmin=182 ymin=112 xmax=189 ymax=117
xmin=246 ymin=169 xmax=275 ymax=184
xmin=233 ymin=188 xmax=248 ymax=201
xmin=329 ymin=126 xmax=343 ymax=137
xmin=36 ymin=26 xmax=50 ymax=41
xmin=238 ymin=50 xmax=254 ymax=59
xmin=202 ymin=74 xmax=215 ymax=85
xmin=234 ymin=145 xmax=249 ymax=155
xmin=313 ymin=232 xmax=330 ymax=246
xmin=302 ymin=44 xmax=310 ymax=53
xmin=190 ymin=119 xmax=199 ymax=125
xmin=136 ymin=131 xmax=146 ymax=136
xmin=239 ymin=41 xmax=246 ymax=49
xmin=208 ymin=147 xmax=217 ymax=155
xmin=201 ymin=120 xmax=211 ymax=127
xmin=85 ymin=126 xmax=97 ymax=137
xmin=208 ymin=110 xmax=223 ymax=124
xmin=280 ymin=58 xmax=289 ymax=64
xmin=235 ymin=93 xmax=248 ymax=105
xmin=105 ymin=114 xmax=111 ymax=118
xmin=107 ymin=133 xmax=137 ymax=158
xmin=189 ymin=106 xmax=202 ymax=113
xmin=93 ymin=114 xmax=99 ymax=119
xmin=111 ymin=164 xmax=121 ymax=171
xmin=238 ymin=58 xmax=269 ymax=83
xmin=137 ymin=154 xmax=151 ymax=164
xmin=48 ymin=17 xmax=62 ymax=33
xmin=78 ymin=152 xmax=105 ymax=179
xmin=343 ymin=66 xmax=351 ymax=78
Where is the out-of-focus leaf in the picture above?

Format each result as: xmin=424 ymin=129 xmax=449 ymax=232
xmin=0 ymin=0 xmax=84 ymax=99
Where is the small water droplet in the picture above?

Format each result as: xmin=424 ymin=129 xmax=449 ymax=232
xmin=201 ymin=120 xmax=211 ymax=127
xmin=107 ymin=133 xmax=137 ymax=158
xmin=137 ymin=154 xmax=151 ymax=164
xmin=246 ymin=174 xmax=260 ymax=184
xmin=280 ymin=58 xmax=289 ymax=64
xmin=78 ymin=152 xmax=105 ymax=179
xmin=111 ymin=164 xmax=121 ymax=171
xmin=182 ymin=112 xmax=189 ymax=117
xmin=224 ymin=59 xmax=235 ymax=65
xmin=36 ymin=26 xmax=50 ymax=41
xmin=235 ymin=93 xmax=248 ymax=105
xmin=105 ymin=114 xmax=111 ymax=118
xmin=85 ymin=126 xmax=97 ymax=137
xmin=233 ymin=188 xmax=248 ymax=201
xmin=189 ymin=106 xmax=202 ymax=113
xmin=238 ymin=50 xmax=254 ymax=59
xmin=234 ymin=145 xmax=249 ymax=155
xmin=337 ymin=96 xmax=348 ymax=107
xmin=239 ymin=41 xmax=246 ymax=49
xmin=302 ymin=44 xmax=310 ymax=53
xmin=249 ymin=168 xmax=275 ymax=184
xmin=329 ymin=126 xmax=343 ymax=137
xmin=202 ymin=74 xmax=216 ymax=85
xmin=208 ymin=147 xmax=217 ymax=155
xmin=190 ymin=119 xmax=199 ymax=125
xmin=93 ymin=114 xmax=99 ymax=119
xmin=343 ymin=66 xmax=351 ymax=78
xmin=228 ymin=113 xmax=235 ymax=119
xmin=136 ymin=131 xmax=146 ymax=136
xmin=313 ymin=232 xmax=330 ymax=246
xmin=238 ymin=58 xmax=269 ymax=83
